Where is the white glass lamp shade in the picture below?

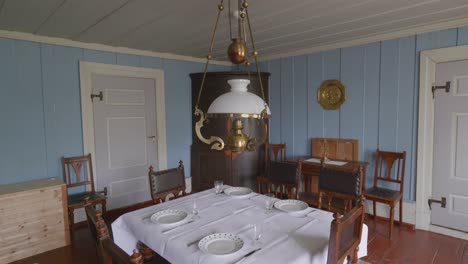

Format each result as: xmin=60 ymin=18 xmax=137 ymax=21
xmin=207 ymin=79 xmax=271 ymax=116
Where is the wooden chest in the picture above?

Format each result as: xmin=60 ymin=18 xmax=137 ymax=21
xmin=0 ymin=178 xmax=70 ymax=264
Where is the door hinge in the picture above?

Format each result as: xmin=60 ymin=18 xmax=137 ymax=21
xmin=91 ymin=91 xmax=103 ymax=101
xmin=428 ymin=197 xmax=446 ymax=210
xmin=432 ymin=81 xmax=450 ymax=99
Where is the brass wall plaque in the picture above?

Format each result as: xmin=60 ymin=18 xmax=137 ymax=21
xmin=317 ymin=80 xmax=346 ymax=110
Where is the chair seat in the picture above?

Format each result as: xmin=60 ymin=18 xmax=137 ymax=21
xmin=68 ymin=191 xmax=106 ymax=208
xmin=363 ymin=187 xmax=402 ymax=201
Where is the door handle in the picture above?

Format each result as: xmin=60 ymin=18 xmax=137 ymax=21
xmin=148 ymin=136 xmax=156 ymax=139
xmin=428 ymin=197 xmax=446 ymax=210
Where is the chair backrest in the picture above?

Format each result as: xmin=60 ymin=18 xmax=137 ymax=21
xmin=318 ymin=165 xmax=362 ymax=213
xmin=262 ymin=161 xmax=302 ymax=199
xmin=265 ymin=143 xmax=286 ymax=162
xmin=148 ymin=160 xmax=186 ymax=204
xmin=327 ymin=197 xmax=365 ymax=264
xmin=62 ymin=153 xmax=95 ymax=192
xmin=84 ymin=198 xmax=143 ymax=264
xmin=373 ymin=149 xmax=406 ymax=192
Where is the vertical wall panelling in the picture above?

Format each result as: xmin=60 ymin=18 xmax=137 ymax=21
xmin=41 ymin=44 xmax=84 ymax=179
xmin=362 ymin=43 xmax=381 ymax=189
xmin=307 ymin=53 xmax=324 ymax=153
xmin=437 ymin=29 xmax=458 ymax=48
xmin=457 ymin=26 xmax=468 ymax=45
xmin=322 ymin=50 xmax=341 ymax=138
xmin=140 ymin=56 xmax=163 ymax=69
xmin=3 ymin=26 xmax=468 ymax=198
xmin=280 ymin=58 xmax=294 ymax=157
xmin=339 ymin=46 xmax=365 ymax=146
xmin=396 ymin=36 xmax=416 ymax=200
xmin=16 ymin=41 xmax=48 ymax=180
xmin=83 ymin=49 xmax=117 ymax=64
xmin=0 ymin=36 xmax=230 ymax=187
xmin=264 ymin=26 xmax=468 ymax=201
xmin=116 ymin=53 xmax=140 ymax=67
xmin=0 ymin=38 xmax=17 ymax=183
xmin=163 ymin=59 xmax=201 ymax=172
xmin=268 ymin=59 xmax=282 ymax=143
xmin=293 ymin=56 xmax=308 ymax=157
xmin=0 ymin=39 xmax=48 ymax=184
xmin=378 ymin=39 xmax=399 ymax=151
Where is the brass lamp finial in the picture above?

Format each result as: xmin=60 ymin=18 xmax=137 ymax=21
xmin=228 ymin=38 xmax=247 ymax=64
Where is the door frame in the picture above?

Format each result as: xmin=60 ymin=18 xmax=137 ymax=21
xmin=79 ymin=61 xmax=168 ymax=192
xmin=416 ymin=44 xmax=468 ymax=239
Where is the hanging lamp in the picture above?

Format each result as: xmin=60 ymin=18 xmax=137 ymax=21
xmin=194 ymin=0 xmax=270 ymax=153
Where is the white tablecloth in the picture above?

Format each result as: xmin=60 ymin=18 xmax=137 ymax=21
xmin=112 ymin=188 xmax=368 ymax=264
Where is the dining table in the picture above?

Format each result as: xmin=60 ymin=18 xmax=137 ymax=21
xmin=112 ymin=187 xmax=368 ymax=264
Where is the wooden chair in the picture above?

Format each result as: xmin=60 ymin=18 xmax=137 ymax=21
xmin=84 ymin=198 xmax=143 ymax=264
xmin=257 ymin=143 xmax=287 ymax=190
xmin=265 ymin=143 xmax=286 ymax=162
xmin=363 ymin=149 xmax=406 ymax=239
xmin=318 ymin=165 xmax=363 ymax=214
xmin=257 ymin=161 xmax=302 ymax=199
xmin=327 ymin=197 xmax=365 ymax=264
xmin=62 ymin=153 xmax=107 ymax=237
xmin=148 ymin=160 xmax=188 ymax=204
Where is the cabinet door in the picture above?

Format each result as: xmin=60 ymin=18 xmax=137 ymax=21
xmin=191 ymin=146 xmax=231 ymax=191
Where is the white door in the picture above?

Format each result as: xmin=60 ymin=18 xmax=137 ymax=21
xmin=431 ymin=60 xmax=468 ymax=232
xmin=92 ymin=74 xmax=158 ymax=209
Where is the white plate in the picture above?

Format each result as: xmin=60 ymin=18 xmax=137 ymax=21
xmin=198 ymin=233 xmax=244 ymax=255
xmin=150 ymin=209 xmax=188 ymax=225
xmin=224 ymin=187 xmax=252 ymax=197
xmin=274 ymin=199 xmax=308 ymax=213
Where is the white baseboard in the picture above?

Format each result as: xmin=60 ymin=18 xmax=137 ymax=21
xmin=364 ymin=200 xmax=416 ymax=225
xmin=429 ymin=224 xmax=468 ymax=240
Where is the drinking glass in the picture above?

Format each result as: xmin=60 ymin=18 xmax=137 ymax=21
xmin=252 ymin=222 xmax=263 ymax=245
xmin=192 ymin=199 xmax=200 ymax=219
xmin=214 ymin=180 xmax=224 ymax=195
xmin=264 ymin=193 xmax=276 ymax=214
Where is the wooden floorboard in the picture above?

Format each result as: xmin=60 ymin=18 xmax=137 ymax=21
xmin=10 ymin=214 xmax=468 ymax=264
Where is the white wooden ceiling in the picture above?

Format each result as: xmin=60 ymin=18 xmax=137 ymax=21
xmin=1 ymin=0 xmax=468 ymax=61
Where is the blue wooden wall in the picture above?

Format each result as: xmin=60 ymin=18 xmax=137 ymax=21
xmin=0 ymin=37 xmax=227 ymax=185
xmin=261 ymin=27 xmax=468 ymax=202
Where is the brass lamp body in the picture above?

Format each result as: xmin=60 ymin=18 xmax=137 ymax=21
xmin=226 ymin=119 xmax=249 ymax=152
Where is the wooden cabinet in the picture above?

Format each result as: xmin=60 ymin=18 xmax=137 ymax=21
xmin=190 ymin=72 xmax=269 ymax=192
xmin=0 ymin=178 xmax=70 ymax=264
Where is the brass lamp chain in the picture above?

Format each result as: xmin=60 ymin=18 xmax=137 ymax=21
xmin=195 ymin=0 xmax=224 ymax=110
xmin=241 ymin=7 xmax=251 ymax=82
xmin=243 ymin=2 xmax=267 ymax=106
xmin=228 ymin=0 xmax=232 ymax=39
xmin=237 ymin=0 xmax=242 ymax=39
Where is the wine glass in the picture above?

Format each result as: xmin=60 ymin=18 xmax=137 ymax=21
xmin=264 ymin=193 xmax=276 ymax=214
xmin=192 ymin=199 xmax=200 ymax=219
xmin=252 ymin=222 xmax=263 ymax=245
xmin=214 ymin=180 xmax=224 ymax=195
